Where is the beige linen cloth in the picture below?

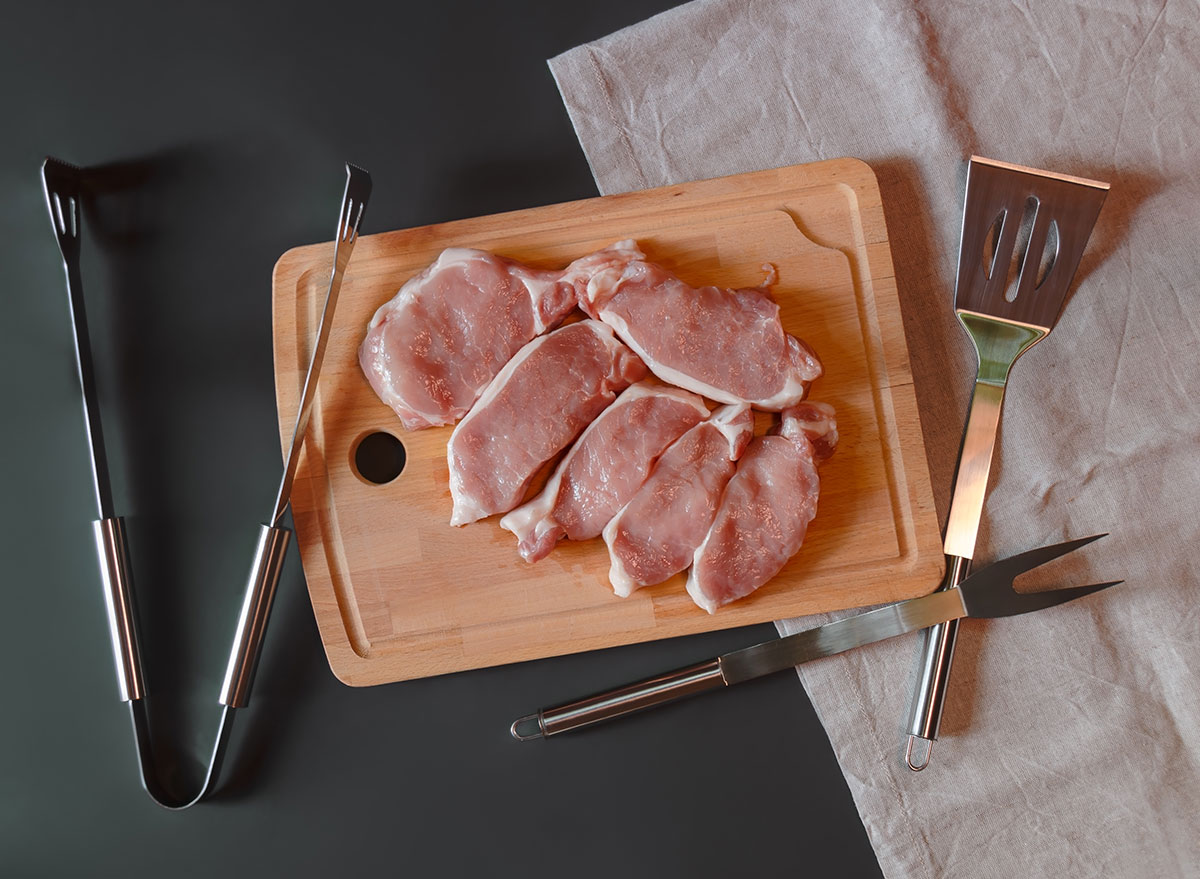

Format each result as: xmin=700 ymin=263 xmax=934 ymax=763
xmin=550 ymin=2 xmax=1199 ymax=876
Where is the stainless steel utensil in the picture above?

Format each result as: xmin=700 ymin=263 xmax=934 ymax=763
xmin=511 ymin=535 xmax=1118 ymax=741
xmin=903 ymin=156 xmax=1108 ymax=770
xmin=43 ymin=158 xmax=370 ymax=808
xmin=220 ymin=163 xmax=371 ymax=709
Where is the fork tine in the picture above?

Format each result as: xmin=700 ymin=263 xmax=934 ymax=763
xmin=959 ymin=534 xmax=1114 ymax=619
xmin=986 ymin=533 xmax=1107 ymax=582
xmin=955 ymin=528 xmax=1113 ymax=619
xmin=981 ymin=580 xmax=1124 ymax=619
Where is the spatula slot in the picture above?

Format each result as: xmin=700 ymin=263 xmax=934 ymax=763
xmin=53 ymin=192 xmax=66 ymax=235
xmin=1034 ymin=219 xmax=1059 ymax=290
xmin=1003 ymin=196 xmax=1040 ymax=303
xmin=981 ymin=210 xmax=1005 ymax=280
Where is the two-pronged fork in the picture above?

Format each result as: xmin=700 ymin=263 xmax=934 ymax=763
xmin=511 ymin=534 xmax=1119 ymax=741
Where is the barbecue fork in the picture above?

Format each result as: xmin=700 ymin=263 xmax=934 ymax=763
xmin=512 ymin=535 xmax=1119 ymax=740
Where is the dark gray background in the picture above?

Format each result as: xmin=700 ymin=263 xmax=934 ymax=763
xmin=1 ymin=2 xmax=883 ymax=876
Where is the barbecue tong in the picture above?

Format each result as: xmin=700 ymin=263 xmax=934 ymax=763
xmin=512 ymin=534 xmax=1119 ymax=740
xmin=42 ymin=157 xmax=371 ymax=809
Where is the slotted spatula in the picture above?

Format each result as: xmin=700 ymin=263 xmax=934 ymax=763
xmin=904 ymin=156 xmax=1108 ymax=770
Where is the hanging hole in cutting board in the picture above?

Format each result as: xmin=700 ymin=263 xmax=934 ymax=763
xmin=353 ymin=431 xmax=407 ymax=484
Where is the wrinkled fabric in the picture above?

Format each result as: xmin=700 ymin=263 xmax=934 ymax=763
xmin=549 ymin=2 xmax=1200 ymax=876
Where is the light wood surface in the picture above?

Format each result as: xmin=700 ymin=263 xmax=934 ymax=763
xmin=272 ymin=158 xmax=943 ymax=686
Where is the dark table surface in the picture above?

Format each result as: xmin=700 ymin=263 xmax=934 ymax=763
xmin=1 ymin=3 xmax=883 ymax=876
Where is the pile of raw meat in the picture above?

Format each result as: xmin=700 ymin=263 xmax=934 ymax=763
xmin=358 ymin=240 xmax=837 ymax=613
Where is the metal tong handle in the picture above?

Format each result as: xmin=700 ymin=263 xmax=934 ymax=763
xmin=42 ymin=158 xmax=148 ymax=708
xmin=220 ymin=162 xmax=371 ymax=708
xmin=218 ymin=524 xmax=292 ymax=707
xmin=43 ymin=157 xmax=369 ymax=807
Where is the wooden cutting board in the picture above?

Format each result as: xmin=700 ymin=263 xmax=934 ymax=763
xmin=272 ymin=158 xmax=943 ymax=686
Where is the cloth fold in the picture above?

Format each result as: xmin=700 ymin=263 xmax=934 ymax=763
xmin=550 ymin=2 xmax=1200 ymax=876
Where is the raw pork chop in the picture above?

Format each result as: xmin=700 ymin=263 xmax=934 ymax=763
xmin=687 ymin=402 xmax=838 ymax=613
xmin=567 ymin=240 xmax=823 ymax=410
xmin=500 ymin=382 xmax=709 ymax=563
xmin=447 ymin=320 xmax=646 ymax=526
xmin=602 ymin=403 xmax=754 ymax=597
xmin=360 ymin=248 xmax=577 ymax=430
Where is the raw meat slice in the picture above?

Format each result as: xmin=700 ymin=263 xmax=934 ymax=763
xmin=359 ymin=248 xmax=577 ymax=430
xmin=686 ymin=402 xmax=838 ymax=613
xmin=500 ymin=382 xmax=709 ymax=563
xmin=567 ymin=240 xmax=823 ymax=410
xmin=778 ymin=400 xmax=839 ymax=463
xmin=447 ymin=320 xmax=647 ymax=526
xmin=602 ymin=403 xmax=754 ymax=597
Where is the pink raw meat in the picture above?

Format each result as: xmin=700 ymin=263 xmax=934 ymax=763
xmin=602 ymin=403 xmax=754 ymax=597
xmin=567 ymin=240 xmax=823 ymax=410
xmin=686 ymin=402 xmax=838 ymax=613
xmin=359 ymin=248 xmax=577 ymax=430
xmin=447 ymin=320 xmax=646 ymax=526
xmin=500 ymin=382 xmax=709 ymax=563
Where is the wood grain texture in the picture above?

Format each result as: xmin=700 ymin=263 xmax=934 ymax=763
xmin=272 ymin=158 xmax=943 ymax=686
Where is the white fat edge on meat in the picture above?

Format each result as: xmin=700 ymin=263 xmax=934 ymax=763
xmin=519 ymin=273 xmax=564 ymax=335
xmin=359 ymin=347 xmax=449 ymax=430
xmin=684 ymin=511 xmax=726 ymax=614
xmin=683 ymin=409 xmax=758 ymax=614
xmin=748 ymin=370 xmax=812 ymax=411
xmin=570 ymin=241 xmax=647 ymax=319
xmin=685 ymin=409 xmax=828 ymax=613
xmin=446 ymin=319 xmax=555 ymax=526
xmin=365 ymin=248 xmax=487 ymax=330
xmin=499 ymin=381 xmax=708 ymax=550
xmin=358 ymin=324 xmax=423 ymax=427
xmin=601 ymin=482 xmax=651 ymax=597
xmin=581 ymin=253 xmax=818 ymax=411
xmin=447 ymin=320 xmax=623 ymax=527
xmin=596 ymin=310 xmax=742 ymax=404
xmin=606 ymin=544 xmax=641 ymax=597
xmin=562 ymin=239 xmax=645 ymax=291
xmin=602 ymin=401 xmax=751 ymax=599
xmin=778 ymin=401 xmax=839 ymax=461
xmin=601 ymin=507 xmax=643 ymax=597
xmin=684 ymin=470 xmax=742 ymax=616
xmin=362 ymin=248 xmax=498 ymax=427
xmin=595 ymin=307 xmax=813 ymax=411
xmin=684 ymin=568 xmax=722 ymax=614
xmin=707 ymin=402 xmax=754 ymax=458
xmin=363 ymin=328 xmax=455 ymax=430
